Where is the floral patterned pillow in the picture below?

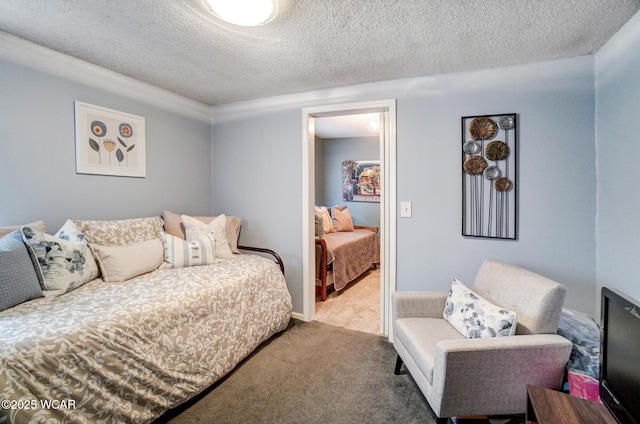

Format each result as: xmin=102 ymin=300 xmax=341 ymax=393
xmin=75 ymin=216 xmax=164 ymax=246
xmin=443 ymin=278 xmax=517 ymax=338
xmin=21 ymin=226 xmax=99 ymax=296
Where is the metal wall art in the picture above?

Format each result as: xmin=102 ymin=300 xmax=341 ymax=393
xmin=462 ymin=114 xmax=517 ymax=239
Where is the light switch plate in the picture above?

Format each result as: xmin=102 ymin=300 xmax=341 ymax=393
xmin=400 ymin=201 xmax=412 ymax=218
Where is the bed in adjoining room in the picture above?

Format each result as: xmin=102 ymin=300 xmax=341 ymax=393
xmin=314 ymin=205 xmax=380 ymax=301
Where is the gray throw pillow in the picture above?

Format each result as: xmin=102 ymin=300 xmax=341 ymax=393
xmin=0 ymin=230 xmax=43 ymax=311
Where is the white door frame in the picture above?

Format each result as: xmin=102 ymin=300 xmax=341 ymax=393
xmin=301 ymin=99 xmax=396 ymax=336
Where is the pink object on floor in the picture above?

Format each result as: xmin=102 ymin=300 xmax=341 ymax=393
xmin=568 ymin=371 xmax=601 ymax=402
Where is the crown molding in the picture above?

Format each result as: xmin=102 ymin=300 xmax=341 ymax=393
xmin=211 ymin=55 xmax=594 ymax=125
xmin=0 ymin=31 xmax=212 ymax=123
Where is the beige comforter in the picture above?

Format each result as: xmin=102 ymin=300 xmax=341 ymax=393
xmin=0 ymin=254 xmax=291 ymax=424
xmin=322 ymin=229 xmax=380 ymax=291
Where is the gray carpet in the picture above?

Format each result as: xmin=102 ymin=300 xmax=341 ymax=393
xmin=156 ymin=319 xmax=439 ymax=424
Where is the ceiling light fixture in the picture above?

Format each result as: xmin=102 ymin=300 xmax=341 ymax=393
xmin=205 ymin=0 xmax=278 ymax=26
xmin=368 ymin=116 xmax=381 ymax=133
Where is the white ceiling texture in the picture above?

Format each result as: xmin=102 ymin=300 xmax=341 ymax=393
xmin=1 ymin=1 xmax=638 ymax=137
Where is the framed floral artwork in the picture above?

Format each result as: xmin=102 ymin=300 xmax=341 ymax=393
xmin=342 ymin=160 xmax=381 ymax=203
xmin=74 ymin=101 xmax=145 ymax=177
xmin=461 ymin=113 xmax=517 ymax=239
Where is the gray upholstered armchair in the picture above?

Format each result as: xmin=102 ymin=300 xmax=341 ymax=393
xmin=392 ymin=259 xmax=573 ymax=423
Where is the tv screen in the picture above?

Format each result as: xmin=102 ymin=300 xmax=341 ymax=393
xmin=600 ymin=287 xmax=640 ymax=424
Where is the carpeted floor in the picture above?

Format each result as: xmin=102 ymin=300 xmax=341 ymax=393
xmin=156 ymin=319 xmax=440 ymax=424
xmin=314 ymin=268 xmax=381 ymax=335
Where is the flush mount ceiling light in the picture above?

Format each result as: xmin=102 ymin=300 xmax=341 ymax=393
xmin=368 ymin=116 xmax=381 ymax=133
xmin=205 ymin=0 xmax=278 ymax=26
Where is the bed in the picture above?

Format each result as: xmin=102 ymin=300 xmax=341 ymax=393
xmin=0 ymin=215 xmax=292 ymax=424
xmin=315 ymin=225 xmax=380 ymax=301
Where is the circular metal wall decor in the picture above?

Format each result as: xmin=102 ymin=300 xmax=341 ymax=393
xmin=498 ymin=115 xmax=515 ymax=130
xmin=463 ymin=156 xmax=487 ymax=175
xmin=463 ymin=140 xmax=481 ymax=155
xmin=485 ymin=140 xmax=509 ymax=161
xmin=484 ymin=165 xmax=501 ymax=180
xmin=461 ymin=113 xmax=517 ymax=239
xmin=494 ymin=177 xmax=513 ymax=191
xmin=468 ymin=117 xmax=497 ymax=140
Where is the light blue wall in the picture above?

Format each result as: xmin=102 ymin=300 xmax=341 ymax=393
xmin=211 ymin=110 xmax=302 ymax=300
xmin=316 ymin=136 xmax=381 ymax=228
xmin=595 ymin=12 xmax=640 ymax=304
xmin=213 ymin=55 xmax=597 ymax=315
xmin=0 ymin=57 xmax=212 ymax=233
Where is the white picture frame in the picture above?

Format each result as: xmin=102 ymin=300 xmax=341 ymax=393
xmin=74 ymin=101 xmax=146 ymax=177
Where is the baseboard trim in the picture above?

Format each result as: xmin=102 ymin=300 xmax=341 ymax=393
xmin=291 ymin=311 xmax=306 ymax=321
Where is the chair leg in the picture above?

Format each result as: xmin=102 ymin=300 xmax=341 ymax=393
xmin=394 ymin=355 xmax=403 ymax=375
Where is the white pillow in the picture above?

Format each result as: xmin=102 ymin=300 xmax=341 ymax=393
xmin=21 ymin=225 xmax=99 ymax=296
xmin=443 ymin=278 xmax=517 ymax=338
xmin=91 ymin=238 xmax=164 ymax=283
xmin=161 ymin=231 xmax=216 ymax=268
xmin=316 ymin=207 xmax=334 ymax=234
xmin=181 ymin=214 xmax=234 ymax=259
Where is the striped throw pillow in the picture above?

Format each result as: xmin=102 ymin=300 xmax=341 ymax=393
xmin=161 ymin=231 xmax=216 ymax=268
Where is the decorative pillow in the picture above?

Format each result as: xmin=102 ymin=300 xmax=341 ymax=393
xmin=0 ymin=220 xmax=46 ymax=238
xmin=314 ymin=211 xmax=324 ymax=238
xmin=56 ymin=219 xmax=89 ymax=243
xmin=55 ymin=219 xmax=101 ymax=277
xmin=91 ymin=238 xmax=164 ymax=283
xmin=21 ymin=226 xmax=99 ymax=296
xmin=316 ymin=207 xmax=334 ymax=234
xmin=0 ymin=230 xmax=43 ymax=311
xmin=443 ymin=278 xmax=517 ymax=338
xmin=161 ymin=210 xmax=242 ymax=253
xmin=181 ymin=214 xmax=234 ymax=259
xmin=161 ymin=231 xmax=216 ymax=268
xmin=75 ymin=216 xmax=164 ymax=247
xmin=332 ymin=206 xmax=354 ymax=232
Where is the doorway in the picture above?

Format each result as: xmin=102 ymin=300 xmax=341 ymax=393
xmin=313 ymin=114 xmax=381 ymax=334
xmin=302 ymin=100 xmax=397 ymax=336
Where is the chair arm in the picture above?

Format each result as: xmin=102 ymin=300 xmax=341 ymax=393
xmin=392 ymin=291 xmax=448 ymax=321
xmin=432 ymin=334 xmax=573 ymax=416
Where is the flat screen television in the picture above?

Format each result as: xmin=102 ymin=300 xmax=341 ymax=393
xmin=600 ymin=287 xmax=640 ymax=424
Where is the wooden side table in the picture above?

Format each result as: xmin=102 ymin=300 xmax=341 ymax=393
xmin=526 ymin=385 xmax=617 ymax=424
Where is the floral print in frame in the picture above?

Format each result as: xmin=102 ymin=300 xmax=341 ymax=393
xmin=74 ymin=101 xmax=146 ymax=177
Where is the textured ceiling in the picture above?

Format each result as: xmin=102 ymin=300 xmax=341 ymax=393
xmin=0 ymin=0 xmax=638 ymax=107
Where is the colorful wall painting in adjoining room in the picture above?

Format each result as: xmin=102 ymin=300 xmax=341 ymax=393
xmin=461 ymin=113 xmax=517 ymax=239
xmin=342 ymin=160 xmax=381 ymax=203
xmin=74 ymin=101 xmax=146 ymax=178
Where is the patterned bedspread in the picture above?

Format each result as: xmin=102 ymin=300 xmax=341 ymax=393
xmin=323 ymin=229 xmax=380 ymax=291
xmin=0 ymin=254 xmax=291 ymax=424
